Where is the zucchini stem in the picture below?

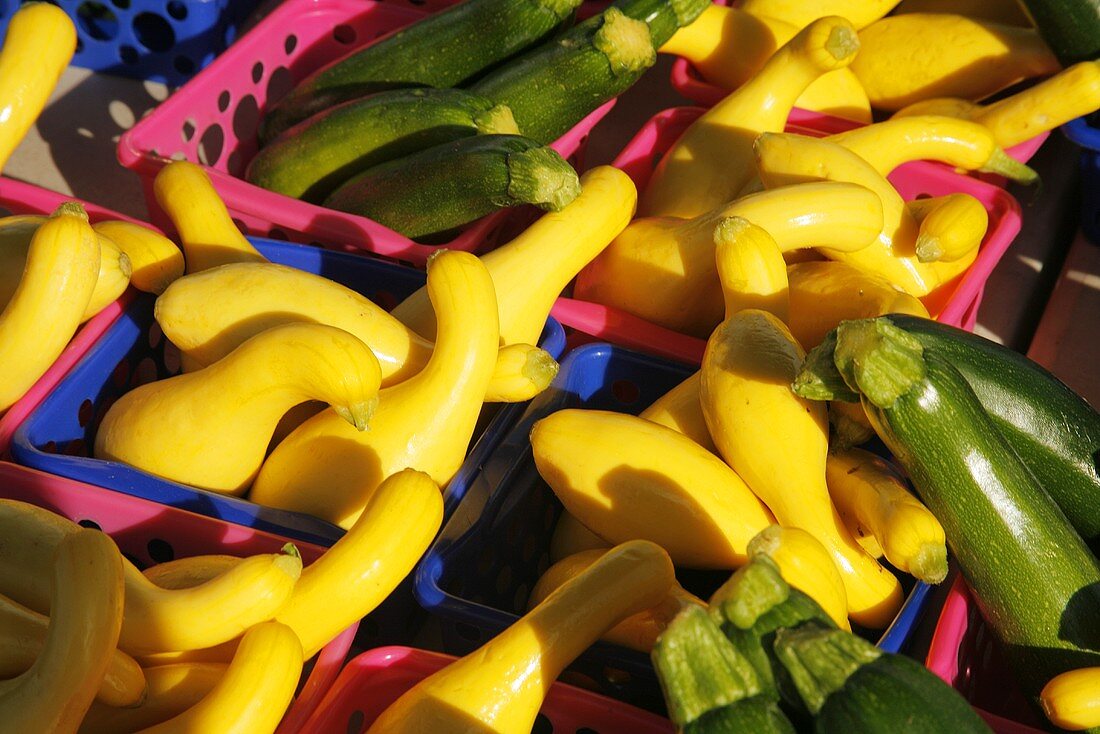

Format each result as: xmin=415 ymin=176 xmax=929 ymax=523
xmin=792 ymin=330 xmax=860 ymax=403
xmin=594 ymin=8 xmax=657 ymax=76
xmin=709 ymin=555 xmax=790 ymax=630
xmin=773 ymin=626 xmax=881 ymax=715
xmin=505 ymin=147 xmax=581 ymax=212
xmin=475 ymin=104 xmax=520 ymax=136
xmin=833 ymin=318 xmax=926 ymax=409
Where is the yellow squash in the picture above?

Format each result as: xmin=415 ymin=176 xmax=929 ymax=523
xmin=894 ymin=60 xmax=1100 ymax=149
xmin=828 ymin=400 xmax=876 ymax=452
xmin=82 ymin=233 xmax=132 ymax=322
xmin=640 ymin=16 xmax=861 ymax=218
xmin=713 ymin=216 xmax=790 ymax=323
xmin=529 ymin=549 xmax=705 ymax=652
xmin=484 ymin=343 xmax=559 ymax=403
xmin=0 ymin=499 xmax=80 ymax=613
xmin=152 ymin=161 xmax=266 ymax=273
xmin=392 ymin=166 xmax=636 ymax=345
xmin=851 ymin=13 xmax=1060 ymax=111
xmin=252 ymin=251 xmax=499 ymax=529
xmin=79 ymin=663 xmax=226 ymax=734
xmin=366 ymin=540 xmax=675 ymax=734
xmin=825 ymin=448 xmax=948 ymax=584
xmin=1040 ymin=667 xmax=1100 ymax=731
xmin=95 ymin=322 xmax=383 ymax=495
xmin=786 ymin=260 xmax=929 ymax=350
xmin=549 ymin=511 xmax=610 ymax=563
xmin=894 ymin=0 xmax=1032 ymax=26
xmin=638 ymin=373 xmax=716 ymax=453
xmin=0 ymin=3 xmax=76 ymax=172
xmin=92 ymin=220 xmax=184 ymax=295
xmin=699 ymin=309 xmax=902 ymax=628
xmin=575 ymin=180 xmax=883 ymax=336
xmin=0 ymin=529 xmax=124 ymax=734
xmin=530 ymin=409 xmax=776 ymax=569
xmin=0 ymin=591 xmax=143 ymax=707
xmin=748 ymin=525 xmax=851 ymax=630
xmin=907 ymin=193 xmax=988 ymax=263
xmin=144 ymin=555 xmax=242 ymax=589
xmin=135 ymin=622 xmax=302 ymax=734
xmin=661 ymin=5 xmax=872 ymax=123
xmin=0 ymin=202 xmax=99 ymax=412
xmin=739 ymin=0 xmax=900 ymax=29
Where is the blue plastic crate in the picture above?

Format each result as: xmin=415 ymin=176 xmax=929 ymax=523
xmin=414 ymin=342 xmax=933 ymax=711
xmin=11 ymin=238 xmax=566 ymax=548
xmin=0 ymin=0 xmax=261 ymax=85
xmin=1062 ymin=115 xmax=1100 ymax=244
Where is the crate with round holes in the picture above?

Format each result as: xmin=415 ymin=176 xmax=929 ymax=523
xmin=116 ymin=0 xmax=615 ymax=267
xmin=1062 ymin=115 xmax=1100 ymax=245
xmin=297 ymin=646 xmax=677 ymax=733
xmin=413 ymin=342 xmax=936 ymax=711
xmin=0 ymin=0 xmax=262 ymax=86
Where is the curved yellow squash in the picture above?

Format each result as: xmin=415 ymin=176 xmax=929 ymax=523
xmin=714 ymin=216 xmax=790 ymax=323
xmin=82 ymin=232 xmax=132 ymax=322
xmin=531 ymin=409 xmax=775 ymax=569
xmin=575 ymin=180 xmax=882 ymax=336
xmin=638 ymin=373 xmax=716 ymax=453
xmin=392 ymin=166 xmax=636 ymax=346
xmin=549 ymin=511 xmax=610 ymax=563
xmin=92 ymin=220 xmax=184 ymax=295
xmin=907 ymin=193 xmax=988 ymax=263
xmin=640 ymin=16 xmax=861 ymax=218
xmin=740 ymin=0 xmax=900 ymax=29
xmin=153 ymin=161 xmax=266 ymax=273
xmin=366 ymin=540 xmax=675 ymax=734
xmin=851 ymin=13 xmax=1060 ymax=111
xmin=699 ymin=310 xmax=902 ymax=627
xmin=143 ymin=555 xmax=242 ymax=590
xmin=95 ymin=322 xmax=383 ymax=494
xmin=78 ymin=663 xmax=226 ymax=734
xmin=0 ymin=3 xmax=76 ymax=172
xmin=529 ymin=549 xmax=704 ymax=652
xmin=1040 ymin=667 xmax=1100 ymax=731
xmin=748 ymin=525 xmax=851 ymax=630
xmin=252 ymin=250 xmax=500 ymax=529
xmin=0 ymin=529 xmax=124 ymax=734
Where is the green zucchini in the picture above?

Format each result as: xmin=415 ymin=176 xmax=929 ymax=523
xmin=652 ymin=605 xmax=797 ymax=734
xmin=257 ymin=0 xmax=582 ymax=144
xmin=468 ymin=7 xmax=657 ymax=144
xmin=247 ymin=88 xmax=518 ymax=204
xmin=773 ymin=625 xmax=992 ymax=733
xmin=804 ymin=318 xmax=1100 ymax=704
xmin=613 ymin=0 xmax=713 ymax=48
xmin=322 ymin=134 xmax=580 ymax=240
xmin=1015 ymin=0 xmax=1100 ymax=65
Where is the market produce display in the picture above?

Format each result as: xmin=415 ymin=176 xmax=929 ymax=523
xmin=2 ymin=0 xmax=1100 ymax=731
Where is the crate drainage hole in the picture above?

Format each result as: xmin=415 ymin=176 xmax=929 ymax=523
xmin=346 ymin=710 xmax=364 ymax=734
xmin=147 ymin=538 xmax=174 ymax=564
xmin=133 ymin=12 xmax=174 ymax=53
xmin=77 ymin=1 xmax=119 ymax=41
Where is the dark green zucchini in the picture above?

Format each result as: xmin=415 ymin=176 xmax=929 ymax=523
xmin=322 ymin=134 xmax=580 ymax=240
xmin=652 ymin=605 xmax=797 ymax=734
xmin=807 ymin=318 xmax=1100 ymax=703
xmin=613 ymin=0 xmax=713 ymax=48
xmin=258 ymin=0 xmax=582 ymax=143
xmin=1015 ymin=0 xmax=1100 ymax=65
xmin=247 ymin=88 xmax=518 ymax=204
xmin=773 ymin=625 xmax=992 ymax=733
xmin=468 ymin=6 xmax=657 ymax=144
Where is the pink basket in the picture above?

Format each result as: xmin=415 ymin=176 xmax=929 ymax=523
xmin=0 ymin=461 xmax=354 ymax=730
xmin=298 ymin=646 xmax=676 ymax=734
xmin=548 ymin=107 xmax=1023 ymax=363
xmin=667 ymin=58 xmax=1050 ymax=178
xmin=925 ymin=575 xmax=1048 ymax=734
xmin=117 ymin=0 xmax=615 ymax=268
xmin=0 ymin=178 xmax=149 ymax=457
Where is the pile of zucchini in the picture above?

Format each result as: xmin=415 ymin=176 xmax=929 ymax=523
xmin=245 ymin=0 xmax=709 ymax=241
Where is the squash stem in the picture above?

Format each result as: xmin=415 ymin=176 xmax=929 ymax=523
xmin=522 ymin=348 xmax=560 ymax=391
xmin=979 ymin=148 xmax=1039 ymax=186
xmin=475 ymin=104 xmax=520 ymax=135
xmin=708 ymin=555 xmax=790 ymax=631
xmin=594 ymin=8 xmax=657 ymax=76
xmin=833 ymin=318 xmax=926 ymax=409
xmin=773 ymin=626 xmax=881 ymax=715
xmin=505 ymin=147 xmax=581 ymax=211
xmin=915 ymin=234 xmax=944 ymax=263
xmin=910 ymin=543 xmax=949 ymax=585
xmin=792 ymin=330 xmax=861 ymax=403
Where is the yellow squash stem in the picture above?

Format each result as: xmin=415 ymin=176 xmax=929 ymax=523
xmin=907 ymin=193 xmax=988 ymax=263
xmin=79 ymin=663 xmax=226 ymax=734
xmin=850 ymin=13 xmax=1061 ymax=111
xmin=529 ymin=549 xmax=705 ymax=652
xmin=531 ymin=409 xmax=775 ymax=569
xmin=392 ymin=165 xmax=636 ymax=345
xmin=134 ymin=622 xmax=302 ymax=734
xmin=825 ymin=448 xmax=948 ymax=584
xmin=748 ymin=525 xmax=851 ymax=630
xmin=575 ymin=180 xmax=883 ymax=336
xmin=0 ymin=529 xmax=124 ymax=733
xmin=94 ymin=323 xmax=383 ymax=494
xmin=152 ymin=161 xmax=266 ymax=272
xmin=700 ymin=310 xmax=902 ymax=628
xmin=366 ymin=540 xmax=676 ymax=734
xmin=0 ymin=3 xmax=76 ymax=172
xmin=252 ymin=251 xmax=499 ymax=529
xmin=740 ymin=0 xmax=900 ymax=29
xmin=92 ymin=221 xmax=184 ymax=295
xmin=483 ymin=344 xmax=559 ymax=403
xmin=640 ymin=16 xmax=861 ymax=218
xmin=1040 ymin=667 xmax=1100 ymax=731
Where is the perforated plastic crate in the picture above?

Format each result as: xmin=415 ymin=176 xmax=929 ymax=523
xmin=1062 ymin=115 xmax=1100 ymax=244
xmin=414 ymin=342 xmax=934 ymax=711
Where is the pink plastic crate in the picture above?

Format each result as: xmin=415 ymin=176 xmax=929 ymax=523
xmin=298 ymin=646 xmax=676 ymax=734
xmin=925 ymin=575 xmax=1048 ymax=734
xmin=0 ymin=178 xmax=148 ymax=456
xmin=668 ymin=58 xmax=1050 ymax=178
xmin=117 ymin=0 xmax=614 ymax=268
xmin=548 ymin=106 xmax=1023 ymax=364
xmin=0 ymin=461 xmax=353 ymax=731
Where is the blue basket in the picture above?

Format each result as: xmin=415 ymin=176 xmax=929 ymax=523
xmin=414 ymin=342 xmax=933 ymax=711
xmin=0 ymin=0 xmax=261 ymax=85
xmin=10 ymin=238 xmax=566 ymax=549
xmin=1062 ymin=115 xmax=1100 ymax=244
